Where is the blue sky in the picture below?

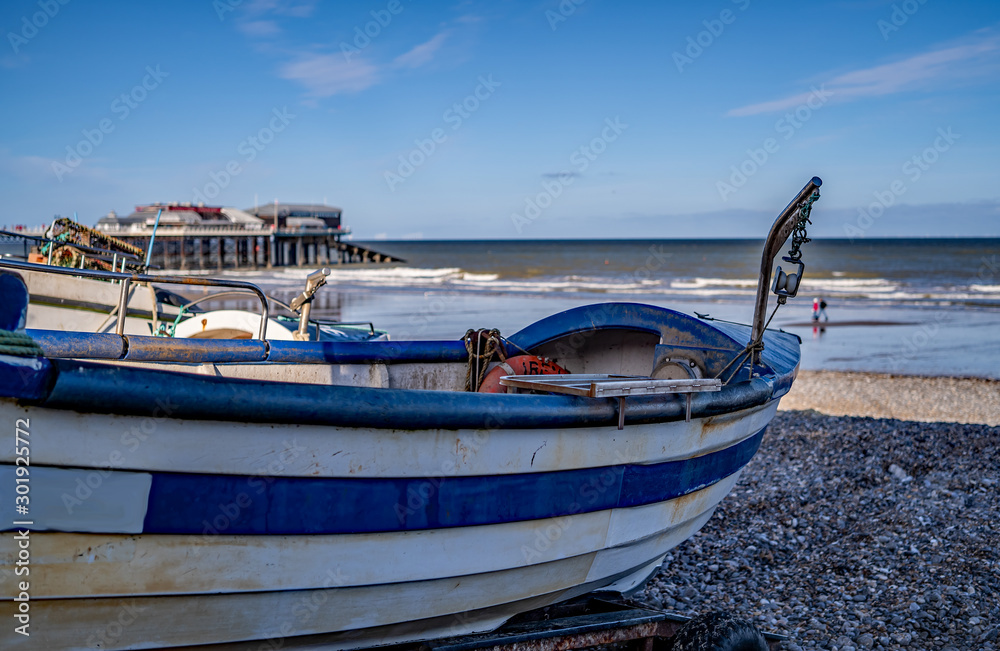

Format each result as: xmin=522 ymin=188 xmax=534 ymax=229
xmin=2 ymin=0 xmax=998 ymax=239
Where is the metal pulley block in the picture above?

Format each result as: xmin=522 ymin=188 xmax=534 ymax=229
xmin=772 ymin=255 xmax=804 ymax=302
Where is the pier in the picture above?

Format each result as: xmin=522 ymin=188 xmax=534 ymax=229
xmin=91 ymin=202 xmax=403 ymax=270
xmin=8 ymin=202 xmax=405 ymax=270
xmin=96 ymin=225 xmax=404 ymax=270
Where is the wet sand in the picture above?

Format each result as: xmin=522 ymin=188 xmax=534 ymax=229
xmin=779 ymin=370 xmax=1000 ymax=426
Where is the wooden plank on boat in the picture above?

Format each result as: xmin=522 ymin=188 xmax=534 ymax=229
xmin=499 ymin=375 xmax=721 ymax=398
xmin=499 ymin=375 xmax=722 ymax=427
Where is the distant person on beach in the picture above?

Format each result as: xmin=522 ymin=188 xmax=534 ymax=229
xmin=819 ymin=298 xmax=829 ymax=322
xmin=812 ymin=297 xmax=820 ymax=322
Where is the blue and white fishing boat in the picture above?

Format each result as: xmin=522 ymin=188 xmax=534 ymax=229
xmin=0 ymin=179 xmax=821 ymax=650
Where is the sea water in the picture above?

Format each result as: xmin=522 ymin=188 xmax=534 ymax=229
xmin=192 ymin=238 xmax=1000 ymax=379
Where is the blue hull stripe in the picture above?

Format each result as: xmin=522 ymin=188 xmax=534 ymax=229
xmin=142 ymin=429 xmax=764 ymax=535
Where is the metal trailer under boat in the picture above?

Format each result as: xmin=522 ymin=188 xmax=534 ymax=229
xmin=0 ymin=178 xmax=822 ymax=651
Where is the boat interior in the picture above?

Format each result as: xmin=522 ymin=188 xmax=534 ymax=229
xmin=24 ymin=301 xmax=749 ymax=391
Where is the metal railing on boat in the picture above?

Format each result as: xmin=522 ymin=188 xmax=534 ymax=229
xmin=0 ymin=258 xmax=270 ymax=340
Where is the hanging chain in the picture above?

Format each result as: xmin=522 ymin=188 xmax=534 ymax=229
xmin=715 ymin=188 xmax=821 ymax=385
xmin=785 ymin=190 xmax=819 ymax=263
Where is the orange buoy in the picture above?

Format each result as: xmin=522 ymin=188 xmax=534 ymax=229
xmin=478 ymin=355 xmax=569 ymax=393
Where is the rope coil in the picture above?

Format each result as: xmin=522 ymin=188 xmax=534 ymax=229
xmin=0 ymin=329 xmax=44 ymax=357
xmin=463 ymin=328 xmax=506 ymax=391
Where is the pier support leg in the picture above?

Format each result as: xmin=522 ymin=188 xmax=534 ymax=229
xmin=217 ymin=237 xmax=224 ymax=271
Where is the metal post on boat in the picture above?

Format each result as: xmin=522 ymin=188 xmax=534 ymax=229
xmin=144 ymin=208 xmax=163 ymax=269
xmin=749 ymin=176 xmax=822 ymax=365
xmin=115 ymin=276 xmax=132 ymax=336
xmin=291 ymin=267 xmax=331 ymax=341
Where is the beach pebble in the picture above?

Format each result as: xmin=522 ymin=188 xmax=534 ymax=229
xmin=888 ymin=464 xmax=912 ymax=482
xmin=636 ymin=409 xmax=999 ymax=651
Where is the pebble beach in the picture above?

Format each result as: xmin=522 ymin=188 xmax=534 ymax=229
xmin=638 ymin=372 xmax=1000 ymax=651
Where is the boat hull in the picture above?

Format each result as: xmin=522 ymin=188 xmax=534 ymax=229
xmin=1 ymin=396 xmax=774 ymax=650
xmin=0 ymin=294 xmax=799 ymax=650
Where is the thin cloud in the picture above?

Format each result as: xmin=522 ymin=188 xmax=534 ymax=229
xmin=280 ymin=55 xmax=379 ymax=97
xmin=393 ymin=32 xmax=449 ymax=69
xmin=238 ymin=8 xmax=458 ymax=100
xmin=1 ymin=151 xmax=115 ymax=185
xmin=728 ymin=32 xmax=1000 ymax=117
xmin=237 ymin=20 xmax=282 ymax=37
xmin=242 ymin=0 xmax=317 ymax=18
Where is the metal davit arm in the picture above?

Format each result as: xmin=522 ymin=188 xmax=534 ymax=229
xmin=749 ymin=176 xmax=822 ymax=358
